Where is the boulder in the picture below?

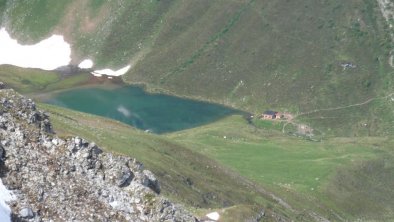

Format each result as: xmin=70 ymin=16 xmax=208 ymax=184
xmin=19 ymin=207 xmax=34 ymax=219
xmin=117 ymin=168 xmax=134 ymax=187
xmin=143 ymin=170 xmax=161 ymax=194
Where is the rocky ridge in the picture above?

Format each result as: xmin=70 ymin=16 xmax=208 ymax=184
xmin=0 ymin=87 xmax=198 ymax=222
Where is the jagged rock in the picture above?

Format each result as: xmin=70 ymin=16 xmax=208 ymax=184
xmin=0 ymin=89 xmax=198 ymax=222
xmin=117 ymin=167 xmax=134 ymax=187
xmin=143 ymin=170 xmax=161 ymax=194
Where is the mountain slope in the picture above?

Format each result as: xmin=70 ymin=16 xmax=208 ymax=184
xmin=1 ymin=0 xmax=393 ymax=135
xmin=38 ymin=103 xmax=293 ymax=221
xmin=167 ymin=115 xmax=394 ymax=220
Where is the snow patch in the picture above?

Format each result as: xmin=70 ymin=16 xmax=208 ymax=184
xmin=0 ymin=28 xmax=71 ymax=70
xmin=78 ymin=59 xmax=94 ymax=69
xmin=206 ymin=212 xmax=220 ymax=221
xmin=92 ymin=65 xmax=131 ymax=77
xmin=0 ymin=179 xmax=15 ymax=222
xmin=0 ymin=27 xmax=131 ymax=76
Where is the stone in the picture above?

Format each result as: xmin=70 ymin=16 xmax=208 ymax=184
xmin=82 ymin=151 xmax=91 ymax=159
xmin=117 ymin=168 xmax=134 ymax=187
xmin=19 ymin=207 xmax=34 ymax=219
xmin=143 ymin=170 xmax=161 ymax=194
xmin=52 ymin=138 xmax=59 ymax=146
xmin=91 ymin=146 xmax=103 ymax=156
xmin=74 ymin=137 xmax=82 ymax=147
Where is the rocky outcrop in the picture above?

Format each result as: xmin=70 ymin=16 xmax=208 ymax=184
xmin=0 ymin=88 xmax=198 ymax=222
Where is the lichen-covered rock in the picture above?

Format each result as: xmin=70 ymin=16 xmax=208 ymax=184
xmin=0 ymin=89 xmax=198 ymax=222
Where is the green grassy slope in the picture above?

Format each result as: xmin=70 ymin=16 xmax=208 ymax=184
xmin=1 ymin=0 xmax=393 ymax=135
xmin=2 ymin=0 xmax=70 ymax=42
xmin=72 ymin=0 xmax=176 ymax=68
xmin=0 ymin=0 xmax=5 ymax=24
xmin=39 ymin=103 xmax=294 ymax=221
xmin=0 ymin=65 xmax=90 ymax=94
xmin=168 ymin=115 xmax=394 ymax=221
xmin=128 ymin=0 xmax=394 ymax=136
xmin=129 ymin=4 xmax=390 ymax=95
xmin=326 ymin=154 xmax=394 ymax=220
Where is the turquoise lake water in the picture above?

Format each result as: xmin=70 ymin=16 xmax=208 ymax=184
xmin=46 ymin=86 xmax=240 ymax=133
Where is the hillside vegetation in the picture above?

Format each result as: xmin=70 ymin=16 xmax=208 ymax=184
xmin=0 ymin=0 xmax=393 ymax=135
xmin=0 ymin=65 xmax=91 ymax=94
xmin=39 ymin=103 xmax=294 ymax=221
xmin=39 ymin=103 xmax=394 ymax=221
xmin=168 ymin=115 xmax=394 ymax=221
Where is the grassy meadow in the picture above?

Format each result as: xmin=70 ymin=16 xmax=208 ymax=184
xmin=168 ymin=115 xmax=394 ymax=220
xmin=0 ymin=65 xmax=91 ymax=94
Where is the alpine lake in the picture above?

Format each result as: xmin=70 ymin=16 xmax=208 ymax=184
xmin=45 ymin=85 xmax=242 ymax=134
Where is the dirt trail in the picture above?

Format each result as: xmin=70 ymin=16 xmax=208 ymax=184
xmin=296 ymin=92 xmax=394 ymax=118
xmin=281 ymin=92 xmax=394 ymax=133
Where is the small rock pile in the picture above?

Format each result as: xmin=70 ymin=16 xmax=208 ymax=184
xmin=0 ymin=89 xmax=198 ymax=222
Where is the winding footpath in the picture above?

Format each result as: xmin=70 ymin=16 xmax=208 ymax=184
xmin=282 ymin=92 xmax=394 ymax=133
xmin=295 ymin=92 xmax=394 ymax=118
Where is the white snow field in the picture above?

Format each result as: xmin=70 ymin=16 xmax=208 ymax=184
xmin=0 ymin=179 xmax=15 ymax=222
xmin=0 ymin=28 xmax=130 ymax=76
xmin=0 ymin=28 xmax=71 ymax=70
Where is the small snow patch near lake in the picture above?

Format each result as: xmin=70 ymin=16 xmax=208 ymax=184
xmin=92 ymin=65 xmax=131 ymax=77
xmin=78 ymin=59 xmax=94 ymax=69
xmin=206 ymin=212 xmax=220 ymax=221
xmin=0 ymin=179 xmax=15 ymax=222
xmin=0 ymin=28 xmax=71 ymax=70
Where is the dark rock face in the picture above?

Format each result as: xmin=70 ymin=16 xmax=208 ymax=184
xmin=0 ymin=144 xmax=5 ymax=161
xmin=0 ymin=89 xmax=198 ymax=222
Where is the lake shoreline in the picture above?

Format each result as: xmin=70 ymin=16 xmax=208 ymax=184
xmin=43 ymin=84 xmax=244 ymax=134
xmin=32 ymin=71 xmax=248 ymax=115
